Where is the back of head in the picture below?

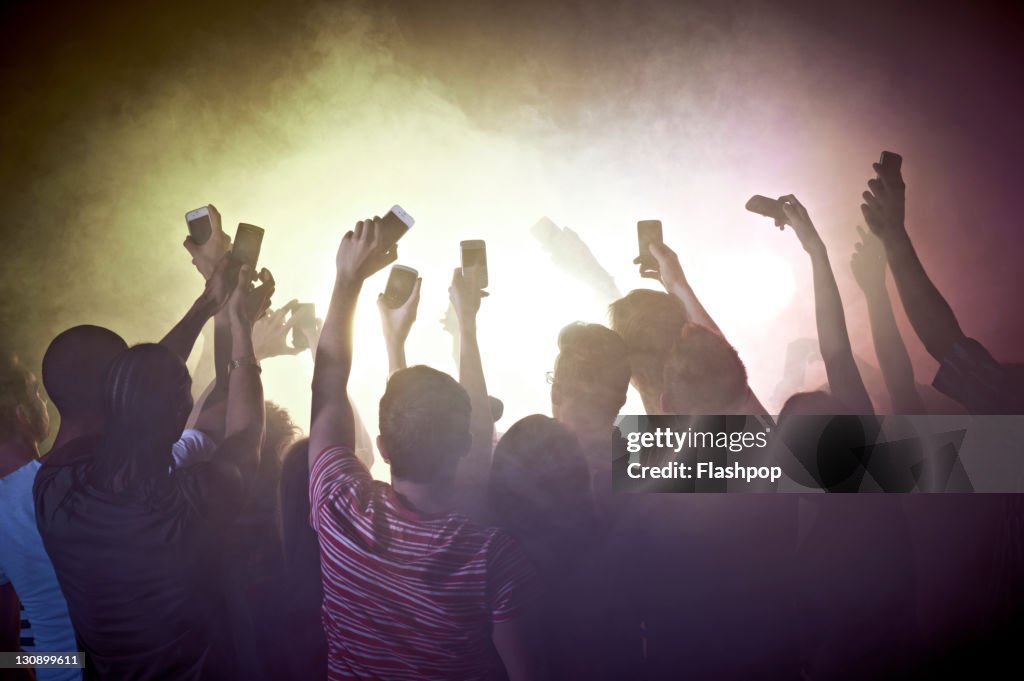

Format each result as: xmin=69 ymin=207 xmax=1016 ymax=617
xmin=490 ymin=415 xmax=592 ymax=539
xmin=609 ymin=289 xmax=687 ymax=399
xmin=662 ymin=323 xmax=748 ymax=415
xmin=42 ymin=325 xmax=127 ymax=422
xmin=379 ymin=365 xmax=471 ymax=483
xmin=0 ymin=352 xmax=49 ymax=446
xmin=263 ymin=401 xmax=300 ymax=468
xmin=778 ymin=391 xmax=868 ymax=491
xmin=96 ymin=343 xmax=192 ymax=490
xmin=552 ymin=322 xmax=631 ymax=423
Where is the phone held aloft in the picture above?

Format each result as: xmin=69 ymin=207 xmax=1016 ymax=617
xmin=185 ymin=207 xmax=213 ymax=245
xmin=379 ymin=205 xmax=415 ymax=251
xmin=290 ymin=303 xmax=316 ymax=350
xmin=231 ymin=223 xmax=265 ymax=274
xmin=382 ymin=265 xmax=419 ymax=309
xmin=879 ymin=150 xmax=902 ymax=173
xmin=744 ymin=196 xmax=787 ymax=226
xmin=460 ymin=240 xmax=488 ymax=289
xmin=637 ymin=220 xmax=663 ymax=274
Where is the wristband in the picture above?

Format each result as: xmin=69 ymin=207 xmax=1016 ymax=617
xmin=228 ymin=357 xmax=261 ymax=374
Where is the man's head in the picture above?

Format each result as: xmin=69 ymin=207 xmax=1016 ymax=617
xmin=378 ymin=365 xmax=471 ymax=483
xmin=777 ymin=391 xmax=869 ymax=492
xmin=264 ymin=401 xmax=301 ymax=467
xmin=661 ymin=323 xmax=749 ymax=415
xmin=551 ymin=322 xmax=631 ymax=427
xmin=42 ymin=325 xmax=127 ymax=425
xmin=609 ymin=289 xmax=687 ymax=406
xmin=0 ymin=353 xmax=49 ymax=447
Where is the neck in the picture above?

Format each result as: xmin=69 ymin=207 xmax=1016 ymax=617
xmin=50 ymin=415 xmax=104 ymax=453
xmin=0 ymin=438 xmax=38 ymax=478
xmin=390 ymin=475 xmax=456 ymax=515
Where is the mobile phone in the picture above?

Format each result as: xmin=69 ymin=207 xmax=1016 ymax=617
xmin=879 ymin=151 xmax=902 ymax=173
xmin=290 ymin=303 xmax=316 ymax=350
xmin=637 ymin=220 xmax=663 ymax=273
xmin=745 ymin=195 xmax=787 ymax=225
xmin=382 ymin=265 xmax=419 ymax=308
xmin=231 ymin=223 xmax=264 ymax=270
xmin=185 ymin=207 xmax=213 ymax=245
xmin=461 ymin=240 xmax=488 ymax=289
xmin=379 ymin=205 xmax=415 ymax=251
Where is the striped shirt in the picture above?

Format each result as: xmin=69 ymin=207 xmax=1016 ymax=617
xmin=310 ymin=447 xmax=534 ymax=680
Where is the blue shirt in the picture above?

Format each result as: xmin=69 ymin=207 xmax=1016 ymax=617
xmin=0 ymin=459 xmax=80 ymax=681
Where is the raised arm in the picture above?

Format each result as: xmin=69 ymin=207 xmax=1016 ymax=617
xmin=160 ymin=255 xmax=236 ymax=362
xmin=646 ymin=241 xmax=724 ymax=337
xmin=309 ymin=218 xmax=396 ymax=470
xmin=779 ymin=195 xmax=874 ymax=414
xmin=649 ymin=240 xmax=769 ymax=414
xmin=850 ymin=226 xmax=927 ymax=414
xmin=449 ymin=267 xmax=493 ymax=486
xmin=217 ymin=265 xmax=274 ymax=480
xmin=378 ymin=277 xmax=422 ymax=377
xmin=860 ymin=160 xmax=965 ymax=362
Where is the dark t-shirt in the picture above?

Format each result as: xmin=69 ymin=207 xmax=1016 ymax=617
xmin=33 ymin=436 xmax=244 ymax=681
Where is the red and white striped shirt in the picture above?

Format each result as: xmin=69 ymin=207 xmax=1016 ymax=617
xmin=310 ymin=446 xmax=535 ymax=680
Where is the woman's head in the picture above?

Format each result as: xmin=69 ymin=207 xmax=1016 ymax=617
xmin=96 ymin=344 xmax=192 ymax=489
xmin=490 ymin=415 xmax=593 ymax=540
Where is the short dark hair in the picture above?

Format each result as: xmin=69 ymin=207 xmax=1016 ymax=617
xmin=0 ymin=352 xmax=47 ymax=444
xmin=662 ymin=323 xmax=748 ymax=414
xmin=553 ymin=322 xmax=631 ymax=418
xmin=42 ymin=325 xmax=127 ymax=420
xmin=379 ymin=366 xmax=471 ymax=483
xmin=609 ymin=289 xmax=687 ymax=397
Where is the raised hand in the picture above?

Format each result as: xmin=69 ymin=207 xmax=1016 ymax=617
xmin=850 ymin=226 xmax=886 ymax=294
xmin=336 ymin=217 xmax=397 ymax=284
xmin=229 ymin=266 xmax=275 ymax=328
xmin=860 ymin=159 xmax=907 ymax=245
xmin=198 ymin=254 xmax=240 ymax=314
xmin=449 ymin=267 xmax=487 ymax=326
xmin=646 ymin=241 xmax=687 ymax=289
xmin=378 ymin=276 xmax=422 ymax=351
xmin=183 ymin=204 xmax=231 ymax=280
xmin=777 ymin=195 xmax=824 ymax=254
xmin=252 ymin=300 xmax=304 ymax=359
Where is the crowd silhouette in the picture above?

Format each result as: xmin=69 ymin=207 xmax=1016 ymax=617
xmin=1 ymin=154 xmax=1022 ymax=680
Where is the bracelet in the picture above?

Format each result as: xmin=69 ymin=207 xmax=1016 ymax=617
xmin=228 ymin=357 xmax=261 ymax=374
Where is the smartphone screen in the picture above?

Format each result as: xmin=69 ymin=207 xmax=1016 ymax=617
xmin=382 ymin=266 xmax=419 ymax=308
xmin=637 ymin=220 xmax=663 ymax=273
xmin=379 ymin=205 xmax=414 ymax=251
xmin=232 ymin=223 xmax=264 ymax=270
xmin=185 ymin=208 xmax=212 ymax=245
xmin=290 ymin=303 xmax=316 ymax=350
xmin=461 ymin=240 xmax=488 ymax=289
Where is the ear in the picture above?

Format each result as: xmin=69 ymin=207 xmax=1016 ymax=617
xmin=376 ymin=435 xmax=390 ymax=464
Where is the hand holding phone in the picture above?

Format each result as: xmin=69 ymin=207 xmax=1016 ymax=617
xmin=381 ymin=265 xmax=419 ymax=309
xmin=460 ymin=240 xmax=489 ymax=290
xmin=289 ymin=302 xmax=317 ymax=351
xmin=745 ymin=195 xmax=787 ymax=229
xmin=184 ymin=204 xmax=230 ymax=279
xmin=634 ymin=220 xmax=663 ymax=276
xmin=378 ymin=268 xmax=422 ymax=351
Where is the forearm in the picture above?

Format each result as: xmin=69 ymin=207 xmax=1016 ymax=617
xmin=863 ymin=285 xmax=927 ymax=414
xmin=309 ymin=276 xmax=360 ymax=465
xmin=666 ymin=278 xmax=723 ymax=337
xmin=224 ymin=317 xmax=263 ymax=443
xmin=385 ymin=339 xmax=408 ymax=377
xmin=885 ymin=237 xmax=965 ymax=362
xmin=160 ymin=295 xmax=216 ymax=362
xmin=458 ymin=319 xmax=493 ymax=479
xmin=809 ymin=246 xmax=873 ymax=413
